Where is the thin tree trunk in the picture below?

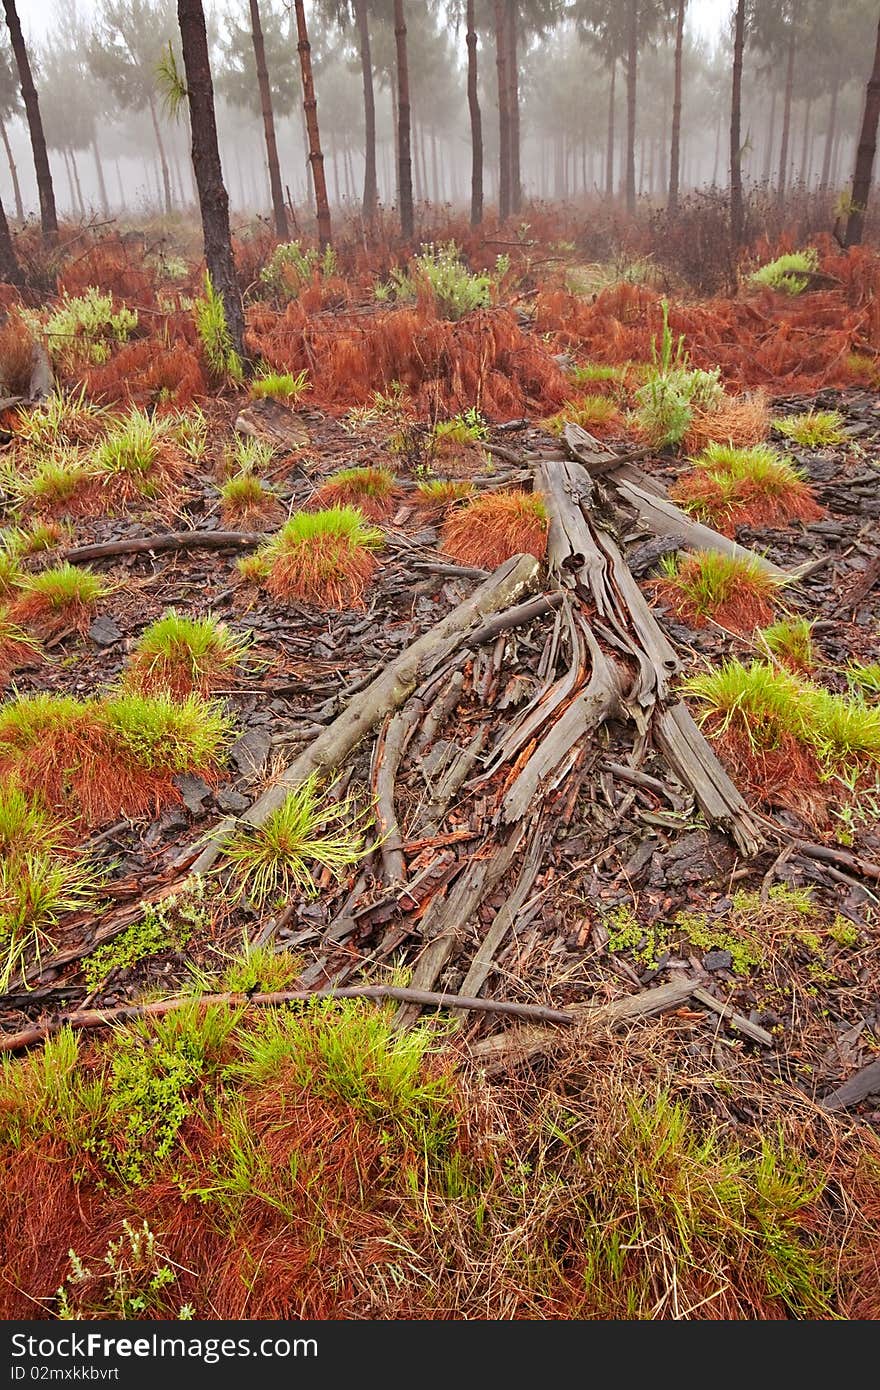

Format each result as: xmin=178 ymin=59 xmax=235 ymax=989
xmin=2 ymin=0 xmax=57 ymax=239
xmin=494 ymin=0 xmax=510 ymax=219
xmin=605 ymin=59 xmax=615 ymax=197
xmin=799 ymin=96 xmax=812 ymax=184
xmin=506 ymin=0 xmax=521 ymax=212
xmin=430 ymin=125 xmax=440 ymax=203
xmin=61 ymin=147 xmax=75 ymax=214
xmin=821 ymin=79 xmax=838 ymax=190
xmin=114 ymin=158 xmax=124 ymax=209
xmin=0 ymin=119 xmax=22 ymax=221
xmin=417 ymin=117 xmax=429 ymax=205
xmin=845 ymin=10 xmax=880 ymax=246
xmin=777 ymin=27 xmax=796 ymax=203
xmin=293 ymin=0 xmax=332 ymax=249
xmin=730 ymin=0 xmax=745 ymax=246
xmin=342 ymin=140 xmax=353 ymax=202
xmin=624 ymin=0 xmax=637 ymax=214
xmin=147 ymin=94 xmax=173 ymax=216
xmin=249 ymin=0 xmax=288 ymax=239
xmin=762 ymin=85 xmax=776 ymax=184
xmin=393 ymin=0 xmax=413 ymax=240
xmin=711 ymin=112 xmax=720 ymax=185
xmin=668 ymin=0 xmax=685 ymax=212
xmin=466 ymin=0 xmax=483 ymax=225
xmin=176 ymin=0 xmax=246 ymax=359
xmin=91 ymin=136 xmax=109 ymax=217
xmin=0 ymin=188 xmax=21 ymax=283
xmin=69 ymin=147 xmax=85 ymax=218
xmin=353 ymin=0 xmax=377 ymax=222
xmin=329 ymin=132 xmax=341 ymax=205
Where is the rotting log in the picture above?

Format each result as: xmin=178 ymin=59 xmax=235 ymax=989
xmin=65 ymin=531 xmax=266 ymax=564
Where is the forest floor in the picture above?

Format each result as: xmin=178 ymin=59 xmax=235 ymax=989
xmin=0 ymin=216 xmax=878 ymax=1320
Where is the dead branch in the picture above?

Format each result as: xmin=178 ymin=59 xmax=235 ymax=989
xmin=64 ymin=531 xmax=266 ymax=564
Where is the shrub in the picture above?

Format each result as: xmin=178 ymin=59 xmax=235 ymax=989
xmin=222 ymin=774 xmax=368 ymax=904
xmin=442 ymin=490 xmax=548 ymax=569
xmin=311 ymin=466 xmax=397 ymax=521
xmin=256 ymin=507 xmax=383 ymax=610
xmin=125 ymin=612 xmax=250 ymax=698
xmin=386 ymin=242 xmax=501 ymax=321
xmin=259 ymin=241 xmax=337 ymax=301
xmin=656 ymin=550 xmax=782 ymax=635
xmin=775 ymin=410 xmax=846 ymax=448
xmin=750 ymin=248 xmax=818 ymax=295
xmin=194 ymin=272 xmax=243 ymax=384
xmin=40 ymin=288 xmax=137 ymax=371
xmin=10 ymin=564 xmax=106 ymax=637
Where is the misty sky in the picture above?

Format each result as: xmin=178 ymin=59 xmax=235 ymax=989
xmin=20 ymin=0 xmax=734 ymax=48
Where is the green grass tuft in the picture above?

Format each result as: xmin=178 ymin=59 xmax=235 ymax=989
xmin=250 ymin=369 xmax=309 ymax=402
xmin=774 ymin=410 xmax=846 ymax=448
xmin=750 ymin=248 xmax=818 ymax=295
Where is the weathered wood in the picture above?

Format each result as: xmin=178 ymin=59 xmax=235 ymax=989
xmin=820 ymin=1058 xmax=880 ymax=1112
xmin=28 ymin=341 xmax=53 ymax=402
xmin=234 ymin=395 xmax=310 ymax=450
xmin=654 ymin=702 xmax=764 ymax=857
xmin=690 ymin=984 xmax=773 ymax=1046
xmin=65 ymin=531 xmax=266 ymax=564
xmin=459 ymin=829 xmax=545 ymax=1001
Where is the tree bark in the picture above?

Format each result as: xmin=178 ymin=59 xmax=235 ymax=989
xmin=91 ymin=136 xmax=109 ymax=216
xmin=2 ymin=0 xmax=57 ymax=240
xmin=730 ymin=0 xmax=745 ymax=246
xmin=668 ymin=0 xmax=685 ymax=212
xmin=0 ymin=120 xmax=22 ymax=222
xmin=353 ymin=0 xmax=377 ymax=223
xmin=293 ymin=0 xmax=332 ymax=249
xmin=0 ymin=189 xmax=22 ymax=284
xmin=147 ymin=94 xmax=173 ymax=216
xmin=605 ymin=59 xmax=615 ymax=197
xmin=777 ymin=26 xmax=796 ymax=203
xmin=466 ymin=0 xmax=483 ymax=225
xmin=176 ymin=0 xmax=246 ymax=359
xmin=248 ymin=0 xmax=288 ymax=239
xmin=845 ymin=10 xmax=880 ymax=246
xmin=393 ymin=0 xmax=413 ymax=240
xmin=624 ymin=0 xmax=637 ymax=214
xmin=820 ymin=79 xmax=838 ymax=191
xmin=506 ymin=0 xmax=521 ymax=213
xmin=493 ymin=0 xmax=510 ymax=220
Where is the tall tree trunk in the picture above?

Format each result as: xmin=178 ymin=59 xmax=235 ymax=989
xmin=248 ymin=0 xmax=288 ymax=239
xmin=0 ymin=189 xmax=22 ymax=284
xmin=762 ymin=85 xmax=776 ymax=183
xmin=2 ymin=0 xmax=56 ymax=240
xmin=777 ymin=27 xmax=796 ymax=203
xmin=506 ymin=0 xmax=521 ymax=212
xmin=393 ymin=0 xmax=413 ymax=239
xmin=466 ymin=0 xmax=483 ymax=226
xmin=493 ymin=0 xmax=510 ymax=219
xmin=353 ymin=0 xmax=377 ymax=222
xmin=0 ymin=120 xmax=22 ymax=221
xmin=624 ymin=0 xmax=637 ymax=214
xmin=293 ymin=0 xmax=332 ymax=249
xmin=668 ymin=0 xmax=685 ymax=212
xmin=62 ymin=148 xmax=76 ymax=215
xmin=92 ymin=136 xmax=109 ymax=217
xmin=605 ymin=60 xmax=616 ymax=197
xmin=69 ymin=147 xmax=85 ymax=218
xmin=799 ymin=96 xmax=812 ymax=184
xmin=176 ymin=0 xmax=245 ymax=359
xmin=147 ymin=95 xmax=173 ymax=216
xmin=430 ymin=126 xmax=440 ymax=203
xmin=821 ymin=79 xmax=838 ymax=190
xmin=114 ymin=158 xmax=124 ymax=208
xmin=845 ymin=11 xmax=880 ymax=246
xmin=330 ymin=133 xmax=341 ymax=206
xmin=711 ymin=114 xmax=720 ymax=185
xmin=730 ymin=0 xmax=746 ymax=246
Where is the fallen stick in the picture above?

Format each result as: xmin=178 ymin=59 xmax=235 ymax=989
xmin=0 ymin=983 xmax=576 ymax=1055
xmin=65 ymin=531 xmax=266 ymax=564
xmin=819 ymin=1058 xmax=880 ymax=1112
xmin=689 ymin=985 xmax=773 ymax=1046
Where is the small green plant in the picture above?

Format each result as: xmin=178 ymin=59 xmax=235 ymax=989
xmin=57 ymin=1220 xmax=190 ymax=1320
xmin=84 ymin=877 xmax=208 ymax=993
xmin=102 ymin=692 xmax=231 ymax=772
xmin=0 ymin=786 xmax=65 ymax=858
xmin=222 ymin=434 xmax=275 ymax=477
xmin=759 ymin=616 xmax=816 ymax=670
xmin=40 ymin=288 xmax=137 ymax=369
xmin=632 ymin=301 xmax=723 ymax=448
xmin=126 ymin=611 xmax=249 ymax=698
xmin=544 ymin=394 xmax=620 ymax=435
xmin=18 ymin=453 xmax=91 ymax=508
xmin=2 ymin=520 xmax=65 ymax=557
xmin=0 ymin=550 xmax=24 ymax=598
xmin=256 ymin=506 xmax=384 ymax=609
xmin=415 ymin=478 xmax=475 ymax=507
xmin=219 ymin=472 xmax=277 ymax=522
xmin=848 ymin=663 xmax=880 ymax=699
xmin=774 ymin=410 xmax=846 ymax=448
xmin=0 ymin=850 xmax=97 ymax=989
xmin=430 ymin=408 xmax=488 ymax=450
xmin=658 ymin=549 xmax=781 ymax=632
xmin=604 ymin=904 xmax=669 ymax=969
xmin=570 ymin=361 xmax=628 ymax=386
xmin=750 ymin=248 xmax=819 ymax=295
xmin=222 ymin=773 xmax=369 ymax=904
xmin=673 ymin=440 xmax=820 ymax=530
xmin=385 ymin=242 xmax=502 ymax=321
xmin=11 ymin=563 xmax=106 ymax=635
xmin=194 ymin=272 xmax=244 ymax=383
xmin=259 ymin=240 xmax=337 ymax=300
xmin=313 ymin=465 xmax=396 ymax=519
xmin=13 ymin=388 xmax=105 ymax=449
xmin=213 ymin=939 xmax=302 ymax=995
xmin=170 ymin=407 xmax=208 ymax=461
xmin=250 ymin=369 xmax=309 ymax=403
xmin=93 ymin=408 xmax=171 ymax=489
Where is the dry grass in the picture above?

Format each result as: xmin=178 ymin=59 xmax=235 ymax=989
xmin=655 ymin=549 xmax=782 ymax=635
xmin=442 ymin=490 xmax=548 ymax=569
xmin=310 ymin=466 xmax=398 ymax=521
xmin=684 ymin=391 xmax=770 ymax=454
xmin=259 ymin=507 xmax=384 ymax=611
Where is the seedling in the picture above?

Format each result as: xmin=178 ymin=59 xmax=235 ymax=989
xmin=256 ymin=507 xmax=383 ymax=610
xmin=442 ymin=490 xmax=548 ymax=569
xmin=222 ymin=773 xmax=368 ymax=903
xmin=774 ymin=410 xmax=846 ymax=448
xmin=125 ymin=612 xmax=250 ymax=698
xmin=221 ymin=435 xmax=276 ymax=478
xmin=657 ymin=550 xmax=782 ymax=634
xmin=194 ymin=272 xmax=244 ymax=384
xmin=312 ymin=466 xmax=397 ymax=521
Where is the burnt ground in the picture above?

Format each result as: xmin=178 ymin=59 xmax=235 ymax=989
xmin=2 ymin=384 xmax=879 ymax=1120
